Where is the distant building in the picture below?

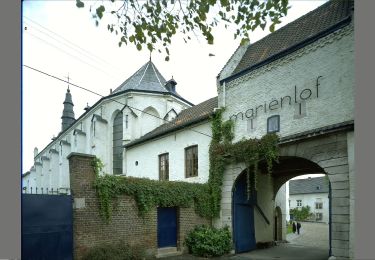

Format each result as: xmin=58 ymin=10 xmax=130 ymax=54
xmin=289 ymin=177 xmax=329 ymax=224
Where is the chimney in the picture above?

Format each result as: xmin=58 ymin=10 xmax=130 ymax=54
xmin=165 ymin=78 xmax=177 ymax=93
xmin=33 ymin=147 xmax=38 ymax=158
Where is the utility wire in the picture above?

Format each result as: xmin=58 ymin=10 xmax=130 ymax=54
xmin=24 ymin=30 xmax=122 ymax=80
xmin=24 ymin=64 xmax=213 ymax=138
xmin=23 ymin=16 xmax=124 ymax=74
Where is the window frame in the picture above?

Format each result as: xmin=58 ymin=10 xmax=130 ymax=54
xmin=296 ymin=199 xmax=302 ymax=207
xmin=315 ymin=202 xmax=323 ymax=209
xmin=159 ymin=153 xmax=169 ymax=181
xmin=267 ymin=115 xmax=280 ymax=133
xmin=316 ymin=212 xmax=323 ymax=221
xmin=185 ymin=145 xmax=198 ymax=178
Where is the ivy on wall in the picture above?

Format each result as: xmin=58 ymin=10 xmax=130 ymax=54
xmin=92 ymin=108 xmax=279 ymax=222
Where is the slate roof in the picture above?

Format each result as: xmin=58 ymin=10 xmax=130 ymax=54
xmin=113 ymin=61 xmax=168 ymax=93
xmin=125 ymin=96 xmax=218 ymax=148
xmin=226 ymin=0 xmax=353 ymax=80
xmin=289 ymin=177 xmax=329 ymax=195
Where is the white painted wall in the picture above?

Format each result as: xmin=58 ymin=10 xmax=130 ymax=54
xmin=23 ymin=91 xmax=191 ymax=192
xmin=275 ymin=183 xmax=287 ymax=240
xmin=215 ymin=23 xmax=353 ymax=247
xmin=289 ymin=193 xmax=329 ymax=224
xmin=219 ymin=25 xmax=354 ymax=141
xmin=125 ymin=122 xmax=212 ymax=183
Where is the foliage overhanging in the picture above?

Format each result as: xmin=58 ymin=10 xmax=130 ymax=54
xmin=76 ymin=0 xmax=289 ymax=60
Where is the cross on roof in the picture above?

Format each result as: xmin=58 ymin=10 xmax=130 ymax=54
xmin=64 ymin=73 xmax=71 ymax=90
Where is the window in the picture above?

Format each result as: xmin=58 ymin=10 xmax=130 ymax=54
xmin=125 ymin=114 xmax=129 ymax=129
xmin=159 ymin=153 xmax=169 ymax=181
xmin=316 ymin=213 xmax=323 ymax=221
xmin=297 ymin=200 xmax=302 ymax=207
xmin=267 ymin=115 xmax=280 ymax=133
xmin=315 ymin=202 xmax=323 ymax=209
xmin=113 ymin=111 xmax=123 ymax=175
xmin=185 ymin=145 xmax=198 ymax=178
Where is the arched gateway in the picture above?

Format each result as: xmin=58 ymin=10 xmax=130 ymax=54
xmin=214 ymin=130 xmax=354 ymax=259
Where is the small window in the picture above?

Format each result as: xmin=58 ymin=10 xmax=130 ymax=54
xmin=315 ymin=202 xmax=323 ymax=209
xmin=185 ymin=145 xmax=198 ymax=178
xmin=125 ymin=115 xmax=129 ymax=129
xmin=297 ymin=200 xmax=302 ymax=207
xmin=159 ymin=153 xmax=169 ymax=181
xmin=316 ymin=213 xmax=323 ymax=221
xmin=267 ymin=115 xmax=280 ymax=133
xmin=316 ymin=185 xmax=321 ymax=190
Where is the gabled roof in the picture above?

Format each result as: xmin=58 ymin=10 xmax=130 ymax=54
xmin=289 ymin=177 xmax=329 ymax=195
xmin=125 ymin=96 xmax=218 ymax=148
xmin=113 ymin=61 xmax=168 ymax=93
xmin=221 ymin=0 xmax=353 ymax=83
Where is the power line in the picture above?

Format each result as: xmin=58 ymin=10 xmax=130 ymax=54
xmin=23 ymin=16 xmax=124 ymax=74
xmin=24 ymin=30 xmax=122 ymax=80
xmin=23 ymin=64 xmax=213 ymax=139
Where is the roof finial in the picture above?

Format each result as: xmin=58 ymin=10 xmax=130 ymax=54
xmin=64 ymin=73 xmax=71 ymax=92
xmin=149 ymin=51 xmax=152 ymax=62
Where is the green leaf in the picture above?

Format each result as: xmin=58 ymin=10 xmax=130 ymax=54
xmin=136 ymin=43 xmax=142 ymax=51
xmin=76 ymin=0 xmax=84 ymax=8
xmin=270 ymin=23 xmax=275 ymax=32
xmin=96 ymin=5 xmax=105 ymax=19
xmin=165 ymin=56 xmax=170 ymax=61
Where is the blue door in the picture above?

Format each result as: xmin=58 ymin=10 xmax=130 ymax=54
xmin=157 ymin=207 xmax=177 ymax=248
xmin=233 ymin=173 xmax=256 ymax=253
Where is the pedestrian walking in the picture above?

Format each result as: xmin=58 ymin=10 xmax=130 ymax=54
xmin=292 ymin=222 xmax=296 ymax=234
xmin=297 ymin=222 xmax=302 ymax=235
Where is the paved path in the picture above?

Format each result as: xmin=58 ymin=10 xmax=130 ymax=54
xmin=287 ymin=221 xmax=329 ymax=249
xmin=166 ymin=222 xmax=329 ymax=259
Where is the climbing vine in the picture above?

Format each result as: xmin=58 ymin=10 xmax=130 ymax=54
xmin=92 ymin=108 xmax=279 ymax=222
xmin=207 ymin=108 xmax=279 ymax=216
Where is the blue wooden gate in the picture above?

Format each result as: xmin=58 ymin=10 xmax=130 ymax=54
xmin=233 ymin=173 xmax=256 ymax=253
xmin=22 ymin=194 xmax=73 ymax=260
xmin=157 ymin=207 xmax=177 ymax=248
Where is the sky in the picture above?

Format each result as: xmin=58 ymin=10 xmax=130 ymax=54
xmin=22 ymin=0 xmax=327 ymax=173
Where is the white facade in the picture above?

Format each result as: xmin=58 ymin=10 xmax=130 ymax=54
xmin=22 ymin=62 xmax=192 ymax=194
xmin=219 ymin=24 xmax=354 ymax=141
xmin=213 ymin=2 xmax=354 ymax=257
xmin=289 ymin=192 xmax=329 ymax=224
xmin=125 ymin=121 xmax=212 ymax=183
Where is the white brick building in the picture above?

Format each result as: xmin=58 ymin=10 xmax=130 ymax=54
xmin=23 ymin=0 xmax=354 ymax=258
xmin=289 ymin=177 xmax=330 ymax=224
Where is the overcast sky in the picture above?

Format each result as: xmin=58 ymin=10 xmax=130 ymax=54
xmin=22 ymin=0 xmax=327 ymax=173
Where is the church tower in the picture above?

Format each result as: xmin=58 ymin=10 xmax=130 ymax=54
xmin=61 ymin=87 xmax=75 ymax=132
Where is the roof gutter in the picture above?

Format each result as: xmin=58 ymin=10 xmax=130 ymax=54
xmin=219 ymin=15 xmax=352 ymax=86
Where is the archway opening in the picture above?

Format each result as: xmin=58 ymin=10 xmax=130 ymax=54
xmin=232 ymin=156 xmax=332 ymax=259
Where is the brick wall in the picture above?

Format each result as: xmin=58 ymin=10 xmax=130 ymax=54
xmin=68 ymin=153 xmax=210 ymax=259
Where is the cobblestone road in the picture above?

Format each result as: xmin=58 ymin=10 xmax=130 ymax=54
xmin=166 ymin=222 xmax=330 ymax=259
xmin=287 ymin=221 xmax=329 ymax=249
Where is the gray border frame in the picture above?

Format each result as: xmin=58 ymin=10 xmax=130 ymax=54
xmin=0 ymin=0 xmax=21 ymax=258
xmin=355 ymin=0 xmax=375 ymax=259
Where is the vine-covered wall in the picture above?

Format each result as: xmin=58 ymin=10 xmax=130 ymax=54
xmin=93 ymin=108 xmax=279 ymax=222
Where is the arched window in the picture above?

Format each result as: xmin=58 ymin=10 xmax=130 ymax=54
xmin=113 ymin=111 xmax=123 ymax=175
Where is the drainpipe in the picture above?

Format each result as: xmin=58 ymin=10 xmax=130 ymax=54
xmin=222 ymin=81 xmax=226 ymax=108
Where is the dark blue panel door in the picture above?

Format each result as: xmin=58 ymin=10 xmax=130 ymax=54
xmin=233 ymin=173 xmax=256 ymax=253
xmin=22 ymin=194 xmax=73 ymax=260
xmin=157 ymin=207 xmax=177 ymax=248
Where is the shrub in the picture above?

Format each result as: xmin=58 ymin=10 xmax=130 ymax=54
xmin=82 ymin=241 xmax=145 ymax=260
xmin=184 ymin=225 xmax=232 ymax=257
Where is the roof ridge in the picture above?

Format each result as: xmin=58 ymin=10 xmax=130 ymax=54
xmin=229 ymin=0 xmax=352 ymax=77
xmin=150 ymin=61 xmax=165 ymax=90
xmin=137 ymin=61 xmax=150 ymax=86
